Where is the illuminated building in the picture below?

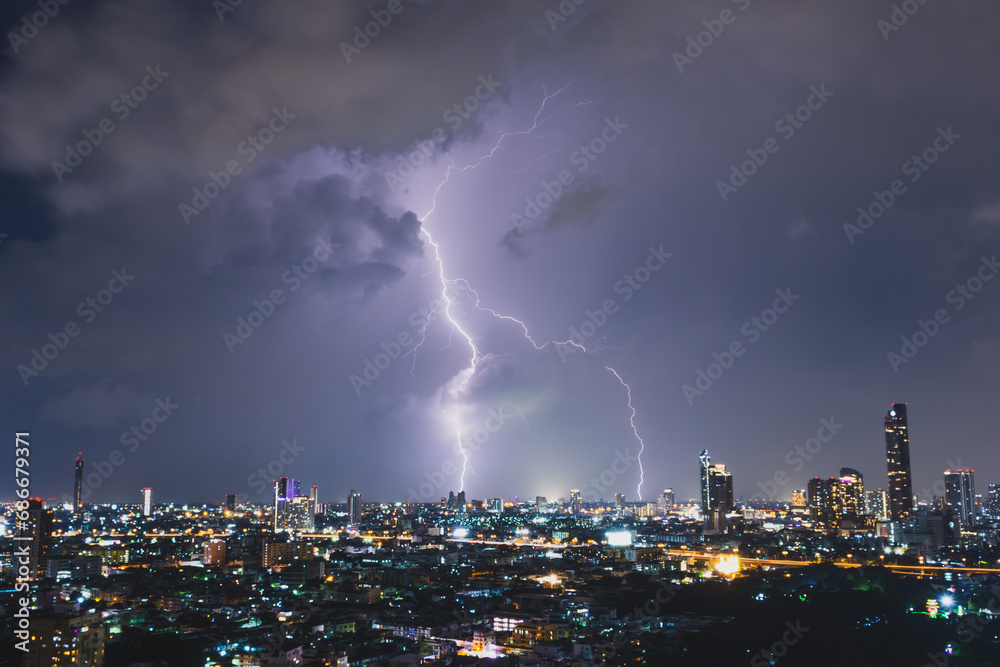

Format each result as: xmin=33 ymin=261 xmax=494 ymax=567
xmin=944 ymin=469 xmax=976 ymax=526
xmin=486 ymin=498 xmax=502 ymax=513
xmin=535 ymin=496 xmax=548 ymax=513
xmin=348 ymin=490 xmax=363 ymax=524
xmin=310 ymin=485 xmax=319 ymax=516
xmin=224 ymin=493 xmax=236 ymax=512
xmin=659 ymin=488 xmax=675 ymax=510
xmin=73 ymin=453 xmax=84 ymax=514
xmin=570 ymin=489 xmax=582 ymax=515
xmin=203 ymin=539 xmax=226 ymax=566
xmin=274 ymin=477 xmax=290 ymax=529
xmin=866 ymin=489 xmax=888 ymax=520
xmin=985 ymin=484 xmax=1000 ymax=520
xmin=262 ymin=539 xmax=313 ymax=567
xmin=699 ymin=449 xmax=712 ymax=512
xmin=140 ymin=487 xmax=153 ymax=517
xmin=21 ymin=498 xmax=53 ymax=580
xmin=884 ymin=403 xmax=914 ymax=521
xmin=791 ymin=489 xmax=807 ymax=508
xmin=835 ymin=468 xmax=865 ymax=520
xmin=615 ymin=493 xmax=625 ymax=509
xmin=22 ymin=610 xmax=105 ymax=667
xmin=807 ymin=477 xmax=835 ymax=525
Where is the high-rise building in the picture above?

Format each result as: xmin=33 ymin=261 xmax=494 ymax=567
xmin=310 ymin=485 xmax=319 ymax=516
xmin=835 ymin=468 xmax=865 ymax=520
xmin=203 ymin=539 xmax=226 ymax=566
xmin=660 ymin=488 xmax=675 ymax=510
xmin=985 ymin=484 xmax=1000 ymax=520
xmin=21 ymin=498 xmax=53 ymax=580
xmin=570 ymin=489 xmax=582 ymax=515
xmin=225 ymin=494 xmax=237 ymax=512
xmin=274 ymin=477 xmax=290 ymax=530
xmin=884 ymin=403 xmax=914 ymax=521
xmin=141 ymin=488 xmax=153 ymax=517
xmin=944 ymin=469 xmax=976 ymax=526
xmin=535 ymin=496 xmax=548 ymax=513
xmin=348 ymin=490 xmax=362 ymax=525
xmin=707 ymin=464 xmax=734 ymax=515
xmin=73 ymin=453 xmax=84 ymax=514
xmin=807 ymin=477 xmax=835 ymax=525
xmin=22 ymin=609 xmax=105 ymax=666
xmin=791 ymin=489 xmax=807 ymax=508
xmin=486 ymin=498 xmax=503 ymax=513
xmin=866 ymin=489 xmax=888 ymax=520
xmin=699 ymin=450 xmax=712 ymax=513
xmin=615 ymin=493 xmax=625 ymax=509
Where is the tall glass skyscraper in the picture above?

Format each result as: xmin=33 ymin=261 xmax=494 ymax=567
xmin=699 ymin=449 xmax=711 ymax=512
xmin=944 ymin=469 xmax=976 ymax=526
xmin=884 ymin=403 xmax=914 ymax=521
xmin=73 ymin=453 xmax=84 ymax=514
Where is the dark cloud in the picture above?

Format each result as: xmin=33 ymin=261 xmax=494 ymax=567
xmin=1 ymin=0 xmax=999 ymax=505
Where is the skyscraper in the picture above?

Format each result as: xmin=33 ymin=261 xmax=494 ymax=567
xmin=884 ymin=403 xmax=914 ymax=521
xmin=835 ymin=468 xmax=865 ymax=520
xmin=699 ymin=450 xmax=711 ymax=513
xmin=570 ymin=488 xmax=582 ymax=515
xmin=986 ymin=484 xmax=1000 ymax=520
xmin=310 ymin=485 xmax=319 ymax=516
xmin=141 ymin=488 xmax=153 ymax=517
xmin=944 ymin=469 xmax=976 ymax=526
xmin=225 ymin=494 xmax=236 ymax=512
xmin=661 ymin=488 xmax=675 ymax=509
xmin=348 ymin=490 xmax=362 ymax=525
xmin=21 ymin=498 xmax=53 ymax=580
xmin=73 ymin=453 xmax=84 ymax=514
xmin=274 ymin=477 xmax=290 ymax=530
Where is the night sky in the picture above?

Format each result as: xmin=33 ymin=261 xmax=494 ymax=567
xmin=2 ymin=0 xmax=998 ymax=507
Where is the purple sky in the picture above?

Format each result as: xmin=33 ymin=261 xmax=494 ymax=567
xmin=1 ymin=0 xmax=999 ymax=507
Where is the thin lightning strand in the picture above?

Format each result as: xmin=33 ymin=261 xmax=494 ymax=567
xmin=604 ymin=367 xmax=646 ymax=501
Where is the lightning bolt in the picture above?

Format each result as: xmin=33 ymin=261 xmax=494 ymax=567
xmin=604 ymin=366 xmax=646 ymax=500
xmin=407 ymin=83 xmax=647 ymax=499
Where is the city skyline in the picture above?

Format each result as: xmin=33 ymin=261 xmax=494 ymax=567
xmin=45 ymin=400 xmax=994 ymax=509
